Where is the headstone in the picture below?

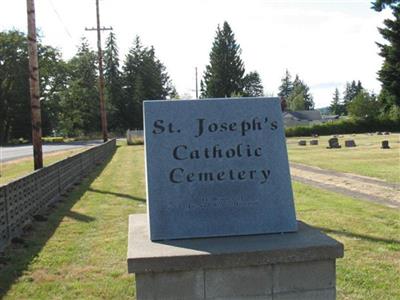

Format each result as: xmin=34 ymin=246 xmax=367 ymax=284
xmin=144 ymin=97 xmax=297 ymax=241
xmin=345 ymin=140 xmax=356 ymax=147
xmin=327 ymin=137 xmax=341 ymax=149
xmin=384 ymin=132 xmax=390 ymax=135
xmin=381 ymin=140 xmax=390 ymax=149
xmin=310 ymin=140 xmax=318 ymax=146
xmin=298 ymin=140 xmax=307 ymax=146
xmin=377 ymin=131 xmax=383 ymax=135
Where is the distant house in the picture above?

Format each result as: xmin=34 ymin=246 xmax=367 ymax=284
xmin=321 ymin=115 xmax=340 ymax=122
xmin=283 ymin=110 xmax=322 ymax=127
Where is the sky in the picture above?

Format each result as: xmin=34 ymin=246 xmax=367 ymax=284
xmin=0 ymin=0 xmax=393 ymax=108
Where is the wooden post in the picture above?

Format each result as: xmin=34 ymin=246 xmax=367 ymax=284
xmin=96 ymin=0 xmax=108 ymax=142
xmin=85 ymin=0 xmax=111 ymax=142
xmin=26 ymin=0 xmax=43 ymax=169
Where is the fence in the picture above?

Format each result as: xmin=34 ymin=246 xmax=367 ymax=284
xmin=0 ymin=139 xmax=116 ymax=251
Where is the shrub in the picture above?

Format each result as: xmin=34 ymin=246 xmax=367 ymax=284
xmin=42 ymin=137 xmax=65 ymax=143
xmin=285 ymin=118 xmax=400 ymax=137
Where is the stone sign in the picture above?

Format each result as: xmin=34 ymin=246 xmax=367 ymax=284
xmin=144 ymin=98 xmax=297 ymax=240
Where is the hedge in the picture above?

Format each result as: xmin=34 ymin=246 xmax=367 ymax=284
xmin=285 ymin=118 xmax=400 ymax=137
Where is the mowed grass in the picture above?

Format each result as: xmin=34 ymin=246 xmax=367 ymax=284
xmin=0 ymin=148 xmax=86 ymax=186
xmin=0 ymin=142 xmax=145 ymax=299
xmin=294 ymin=181 xmax=400 ymax=300
xmin=0 ymin=143 xmax=399 ymax=299
xmin=287 ymin=133 xmax=400 ymax=184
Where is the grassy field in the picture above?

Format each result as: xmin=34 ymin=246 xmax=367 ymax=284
xmin=287 ymin=133 xmax=400 ymax=184
xmin=0 ymin=148 xmax=86 ymax=186
xmin=0 ymin=143 xmax=398 ymax=299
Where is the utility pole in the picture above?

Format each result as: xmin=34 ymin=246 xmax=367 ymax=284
xmin=26 ymin=0 xmax=43 ymax=169
xmin=195 ymin=67 xmax=199 ymax=99
xmin=85 ymin=0 xmax=112 ymax=142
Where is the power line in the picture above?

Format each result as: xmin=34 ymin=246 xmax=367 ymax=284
xmin=47 ymin=0 xmax=73 ymax=40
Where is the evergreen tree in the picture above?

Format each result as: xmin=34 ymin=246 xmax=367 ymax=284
xmin=242 ymin=71 xmax=264 ymax=97
xmin=123 ymin=37 xmax=145 ymax=129
xmin=330 ymin=88 xmax=343 ymax=115
xmin=372 ymin=0 xmax=399 ymax=11
xmin=104 ymin=32 xmax=125 ymax=131
xmin=202 ymin=21 xmax=245 ymax=98
xmin=285 ymin=74 xmax=314 ymax=110
xmin=58 ymin=39 xmax=99 ymax=136
xmin=375 ymin=3 xmax=400 ymax=110
xmin=343 ymin=80 xmax=363 ymax=114
xmin=122 ymin=36 xmax=173 ymax=129
xmin=278 ymin=69 xmax=293 ymax=99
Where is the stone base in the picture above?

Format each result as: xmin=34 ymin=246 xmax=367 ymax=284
xmin=127 ymin=214 xmax=344 ymax=300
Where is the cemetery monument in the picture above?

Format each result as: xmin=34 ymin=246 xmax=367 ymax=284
xmin=127 ymin=97 xmax=343 ymax=300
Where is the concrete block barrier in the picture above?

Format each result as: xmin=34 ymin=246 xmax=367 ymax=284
xmin=0 ymin=139 xmax=116 ymax=251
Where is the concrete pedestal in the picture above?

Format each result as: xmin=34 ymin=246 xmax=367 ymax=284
xmin=127 ymin=214 xmax=344 ymax=300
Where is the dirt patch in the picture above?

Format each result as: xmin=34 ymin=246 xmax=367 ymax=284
xmin=290 ymin=163 xmax=400 ymax=209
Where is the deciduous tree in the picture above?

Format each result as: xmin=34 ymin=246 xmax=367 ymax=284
xmin=347 ymin=90 xmax=380 ymax=119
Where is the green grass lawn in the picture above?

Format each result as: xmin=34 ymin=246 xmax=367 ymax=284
xmin=0 ymin=148 xmax=86 ymax=186
xmin=0 ymin=143 xmax=399 ymax=299
xmin=287 ymin=133 xmax=400 ymax=184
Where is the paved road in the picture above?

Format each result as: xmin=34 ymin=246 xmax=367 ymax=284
xmin=0 ymin=140 xmax=102 ymax=163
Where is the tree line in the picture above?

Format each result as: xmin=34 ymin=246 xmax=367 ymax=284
xmin=0 ymin=0 xmax=399 ymax=143
xmin=0 ymin=31 xmax=174 ymax=143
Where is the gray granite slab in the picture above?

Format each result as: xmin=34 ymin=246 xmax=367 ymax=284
xmin=144 ymin=97 xmax=297 ymax=240
xmin=127 ymin=214 xmax=344 ymax=273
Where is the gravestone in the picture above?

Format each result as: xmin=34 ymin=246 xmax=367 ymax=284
xmin=384 ymin=132 xmax=390 ymax=135
xmin=298 ymin=140 xmax=307 ymax=146
xmin=310 ymin=139 xmax=319 ymax=146
xmin=345 ymin=140 xmax=356 ymax=147
xmin=327 ymin=137 xmax=341 ymax=149
xmin=377 ymin=131 xmax=383 ymax=135
xmin=381 ymin=140 xmax=390 ymax=149
xmin=144 ymin=98 xmax=297 ymax=240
